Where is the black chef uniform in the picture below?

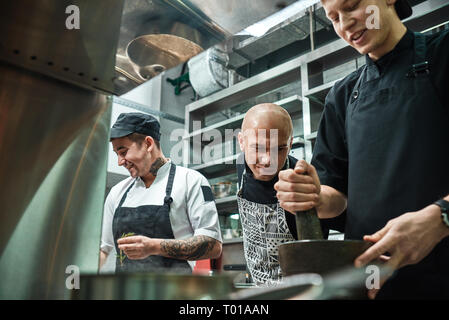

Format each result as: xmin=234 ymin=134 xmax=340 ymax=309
xmin=311 ymin=29 xmax=449 ymax=298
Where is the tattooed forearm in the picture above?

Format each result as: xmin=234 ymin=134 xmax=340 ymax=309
xmin=160 ymin=235 xmax=219 ymax=260
xmin=149 ymin=157 xmax=167 ymax=176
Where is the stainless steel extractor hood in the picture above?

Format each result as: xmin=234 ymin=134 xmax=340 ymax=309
xmin=113 ymin=0 xmax=299 ymax=95
xmin=0 ymin=0 xmax=123 ymax=299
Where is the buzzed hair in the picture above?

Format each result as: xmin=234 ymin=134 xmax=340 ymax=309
xmin=242 ymin=103 xmax=293 ymax=137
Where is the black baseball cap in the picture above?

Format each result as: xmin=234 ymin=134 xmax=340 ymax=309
xmin=395 ymin=0 xmax=412 ymax=20
xmin=110 ymin=112 xmax=161 ymax=141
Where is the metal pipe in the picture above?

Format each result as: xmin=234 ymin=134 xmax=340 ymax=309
xmin=309 ymin=6 xmax=315 ymax=51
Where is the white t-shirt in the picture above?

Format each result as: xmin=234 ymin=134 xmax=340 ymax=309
xmin=100 ymin=160 xmax=222 ymax=269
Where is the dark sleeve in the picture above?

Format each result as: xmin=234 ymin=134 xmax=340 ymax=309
xmin=427 ymin=29 xmax=449 ymax=110
xmin=320 ymin=211 xmax=347 ymax=234
xmin=311 ymin=83 xmax=349 ymax=196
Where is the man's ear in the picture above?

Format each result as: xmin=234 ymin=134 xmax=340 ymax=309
xmin=145 ymin=136 xmax=154 ymax=152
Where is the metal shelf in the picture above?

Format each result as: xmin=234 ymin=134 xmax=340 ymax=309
xmin=276 ymin=94 xmax=303 ymax=116
xmin=187 ymin=113 xmax=245 ymax=139
xmin=186 ymin=94 xmax=303 ymax=140
xmin=304 ymin=78 xmax=342 ymax=107
xmin=305 ymin=131 xmax=317 ymax=140
xmin=223 ymin=237 xmax=243 ymax=244
xmin=185 ymin=36 xmax=355 ymax=118
xmin=216 ymin=195 xmax=238 ymax=213
xmin=292 ymin=135 xmax=306 ymax=145
xmin=216 ymin=195 xmax=238 ymax=204
xmin=189 ymin=153 xmax=240 ymax=176
xmin=186 ymin=57 xmax=302 ymax=117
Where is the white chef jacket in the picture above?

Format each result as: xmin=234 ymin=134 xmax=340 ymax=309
xmin=100 ymin=160 xmax=222 ymax=270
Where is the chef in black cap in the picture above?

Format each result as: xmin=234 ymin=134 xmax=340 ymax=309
xmin=275 ymin=0 xmax=449 ymax=299
xmin=99 ymin=112 xmax=222 ymax=273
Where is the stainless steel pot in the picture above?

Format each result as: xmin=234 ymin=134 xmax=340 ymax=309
xmin=72 ymin=272 xmax=234 ymax=300
xmin=126 ymin=34 xmax=203 ymax=81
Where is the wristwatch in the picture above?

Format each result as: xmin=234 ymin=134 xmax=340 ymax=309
xmin=434 ymin=199 xmax=449 ymax=228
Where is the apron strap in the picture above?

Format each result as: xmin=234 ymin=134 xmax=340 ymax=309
xmin=413 ymin=32 xmax=427 ymax=64
xmin=117 ymin=179 xmax=136 ymax=209
xmin=407 ymin=32 xmax=429 ymax=78
xmin=164 ymin=162 xmax=176 ymax=206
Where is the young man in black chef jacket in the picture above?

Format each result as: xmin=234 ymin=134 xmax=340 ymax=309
xmin=275 ymin=0 xmax=449 ymax=299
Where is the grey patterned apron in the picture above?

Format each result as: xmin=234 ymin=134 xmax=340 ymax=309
xmin=236 ymin=165 xmax=295 ymax=285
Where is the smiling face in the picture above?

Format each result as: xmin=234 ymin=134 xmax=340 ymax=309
xmin=111 ymin=136 xmax=152 ymax=178
xmin=238 ymin=104 xmax=293 ymax=181
xmin=241 ymin=129 xmax=291 ymax=181
xmin=321 ymin=0 xmax=403 ymax=60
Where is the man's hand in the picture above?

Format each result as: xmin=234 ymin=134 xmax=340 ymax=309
xmin=117 ymin=235 xmax=160 ymax=260
xmin=354 ymin=204 xmax=449 ymax=299
xmin=274 ymin=160 xmax=321 ymax=213
xmin=117 ymin=235 xmax=222 ymax=261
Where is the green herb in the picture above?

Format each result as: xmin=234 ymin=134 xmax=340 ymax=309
xmin=116 ymin=232 xmax=136 ymax=266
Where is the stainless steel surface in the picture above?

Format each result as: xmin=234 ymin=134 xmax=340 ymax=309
xmin=127 ymin=34 xmax=203 ymax=81
xmin=72 ymin=273 xmax=234 ymax=300
xmin=313 ymin=264 xmax=393 ymax=300
xmin=113 ymin=96 xmax=185 ymax=124
xmin=405 ymin=0 xmax=449 ymax=22
xmin=301 ymin=61 xmax=314 ymax=162
xmin=309 ymin=7 xmax=315 ymax=51
xmin=115 ymin=54 xmax=145 ymax=92
xmin=221 ymin=240 xmax=248 ymax=286
xmin=114 ymin=0 xmax=309 ymax=94
xmin=188 ymin=0 xmax=299 ymax=35
xmin=226 ymin=1 xmax=326 ymax=70
xmin=0 ymin=61 xmax=112 ymax=299
xmin=0 ymin=0 xmax=117 ymax=299
xmin=0 ymin=0 xmax=124 ymax=94
xmin=114 ymin=0 xmax=227 ymax=94
xmin=231 ymin=264 xmax=393 ymax=300
xmin=230 ymin=273 xmax=322 ymax=300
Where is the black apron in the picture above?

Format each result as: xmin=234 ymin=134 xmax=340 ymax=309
xmin=345 ymin=32 xmax=449 ymax=298
xmin=112 ymin=163 xmax=192 ymax=273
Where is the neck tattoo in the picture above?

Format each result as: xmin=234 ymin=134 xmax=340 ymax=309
xmin=149 ymin=157 xmax=166 ymax=176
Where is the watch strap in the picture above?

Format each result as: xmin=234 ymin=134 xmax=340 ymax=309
xmin=434 ymin=199 xmax=449 ymax=228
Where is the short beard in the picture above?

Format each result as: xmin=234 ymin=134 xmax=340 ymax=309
xmin=149 ymin=157 xmax=167 ymax=176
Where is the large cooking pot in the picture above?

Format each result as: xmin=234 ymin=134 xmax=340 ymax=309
xmin=278 ymin=208 xmax=372 ymax=277
xmin=72 ymin=272 xmax=234 ymax=300
xmin=126 ymin=34 xmax=203 ymax=80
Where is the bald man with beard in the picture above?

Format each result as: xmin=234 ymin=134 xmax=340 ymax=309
xmin=236 ymin=103 xmax=335 ymax=285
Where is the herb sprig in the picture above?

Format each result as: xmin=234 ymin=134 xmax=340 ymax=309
xmin=116 ymin=232 xmax=135 ymax=266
